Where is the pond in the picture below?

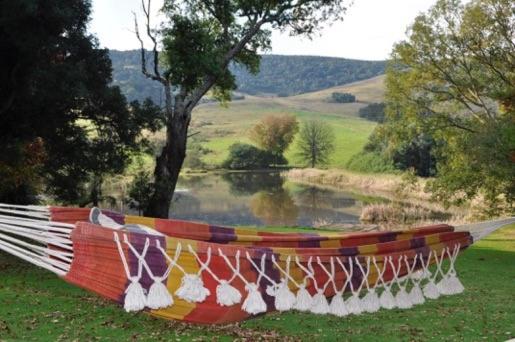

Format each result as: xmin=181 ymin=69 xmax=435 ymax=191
xmin=167 ymin=171 xmax=385 ymax=227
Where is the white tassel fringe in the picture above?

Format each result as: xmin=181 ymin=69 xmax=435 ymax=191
xmin=124 ymin=280 xmax=147 ymax=312
xmin=175 ymin=274 xmax=210 ymax=303
xmin=216 ymin=280 xmax=242 ymax=306
xmin=242 ymin=283 xmax=267 ymax=315
xmin=146 ymin=280 xmax=174 ymax=309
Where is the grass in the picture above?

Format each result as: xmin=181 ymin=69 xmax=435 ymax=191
xmin=195 ymin=105 xmax=376 ymax=168
xmin=163 ymin=75 xmax=384 ymax=169
xmin=1 ymin=224 xmax=514 ymax=341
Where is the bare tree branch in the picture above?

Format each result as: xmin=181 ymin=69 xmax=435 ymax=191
xmin=141 ymin=0 xmax=161 ymax=80
xmin=133 ymin=12 xmax=164 ymax=83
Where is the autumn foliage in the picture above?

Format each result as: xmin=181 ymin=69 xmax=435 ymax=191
xmin=249 ymin=114 xmax=299 ymax=161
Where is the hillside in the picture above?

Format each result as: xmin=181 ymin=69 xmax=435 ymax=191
xmin=178 ymin=75 xmax=386 ymax=168
xmin=109 ymin=50 xmax=386 ymax=102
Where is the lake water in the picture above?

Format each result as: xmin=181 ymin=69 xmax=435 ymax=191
xmin=169 ymin=172 xmax=383 ymax=227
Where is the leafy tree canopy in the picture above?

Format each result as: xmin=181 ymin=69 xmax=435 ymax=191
xmin=384 ymin=0 xmax=515 ymax=214
xmin=0 ymin=0 xmax=163 ymax=204
xmin=250 ymin=114 xmax=299 ymax=158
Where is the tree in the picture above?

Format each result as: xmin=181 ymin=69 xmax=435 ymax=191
xmin=0 ymin=0 xmax=164 ymax=205
xmin=330 ymin=92 xmax=355 ymax=103
xmin=296 ymin=120 xmax=335 ymax=168
xmin=358 ymin=102 xmax=385 ymax=122
xmin=134 ymin=0 xmax=348 ymax=218
xmin=222 ymin=143 xmax=284 ymax=170
xmin=249 ymin=114 xmax=299 ymax=164
xmin=385 ymin=0 xmax=515 ymax=214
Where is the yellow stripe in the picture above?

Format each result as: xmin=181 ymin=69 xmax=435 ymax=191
xmin=358 ymin=244 xmax=378 ymax=255
xmin=149 ymin=237 xmax=200 ymax=319
xmin=125 ymin=215 xmax=156 ymax=229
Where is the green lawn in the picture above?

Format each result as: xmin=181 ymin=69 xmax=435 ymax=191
xmin=0 ymin=224 xmax=513 ymax=341
xmin=198 ymin=107 xmax=375 ymax=168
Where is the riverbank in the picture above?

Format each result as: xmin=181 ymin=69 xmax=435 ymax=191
xmin=1 ymin=224 xmax=513 ymax=341
xmin=285 ymin=168 xmax=475 ymax=225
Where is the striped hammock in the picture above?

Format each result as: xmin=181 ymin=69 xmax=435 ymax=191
xmin=0 ymin=203 xmax=512 ymax=324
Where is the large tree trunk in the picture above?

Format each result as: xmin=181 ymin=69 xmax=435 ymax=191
xmin=144 ymin=92 xmax=191 ymax=218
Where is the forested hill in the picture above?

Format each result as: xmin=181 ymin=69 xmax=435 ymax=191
xmin=109 ymin=50 xmax=386 ymax=103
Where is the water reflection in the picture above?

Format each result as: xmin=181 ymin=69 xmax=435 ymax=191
xmin=250 ymin=189 xmax=298 ymax=226
xmin=170 ymin=172 xmax=380 ymax=227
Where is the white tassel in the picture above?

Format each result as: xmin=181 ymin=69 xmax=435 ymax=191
xmin=423 ymin=280 xmax=440 ymax=299
xmin=379 ymin=288 xmax=396 ymax=309
xmin=408 ymin=284 xmax=425 ymax=305
xmin=411 ymin=269 xmax=432 ymax=280
xmin=272 ymin=280 xmax=296 ymax=312
xmin=362 ymin=288 xmax=381 ymax=313
xmin=395 ymin=288 xmax=413 ymax=309
xmin=345 ymin=293 xmax=363 ymax=315
xmin=436 ymin=277 xmax=452 ymax=295
xmin=329 ymin=294 xmax=348 ymax=317
xmin=242 ymin=283 xmax=267 ymax=315
xmin=447 ymin=274 xmax=464 ymax=294
xmin=310 ymin=290 xmax=330 ymax=314
xmin=216 ymin=280 xmax=242 ymax=306
xmin=175 ymin=274 xmax=210 ymax=303
xmin=146 ymin=280 xmax=174 ymax=309
xmin=294 ymin=285 xmax=313 ymax=311
xmin=124 ymin=279 xmax=147 ymax=312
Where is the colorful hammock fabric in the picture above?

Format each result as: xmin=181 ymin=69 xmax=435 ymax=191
xmin=0 ymin=203 xmax=513 ymax=324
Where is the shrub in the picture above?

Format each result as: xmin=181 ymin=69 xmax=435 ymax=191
xmin=126 ymin=170 xmax=154 ymax=215
xmin=346 ymin=151 xmax=396 ymax=173
xmin=358 ymin=102 xmax=385 ymax=122
xmin=330 ymin=92 xmax=356 ymax=103
xmin=222 ymin=143 xmax=284 ymax=170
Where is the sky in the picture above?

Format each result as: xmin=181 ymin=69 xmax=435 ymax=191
xmin=90 ymin=0 xmax=437 ymax=61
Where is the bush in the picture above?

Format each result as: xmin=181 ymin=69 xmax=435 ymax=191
xmin=358 ymin=102 xmax=385 ymax=122
xmin=126 ymin=170 xmax=154 ymax=215
xmin=184 ymin=143 xmax=207 ymax=170
xmin=222 ymin=143 xmax=285 ymax=170
xmin=330 ymin=92 xmax=356 ymax=103
xmin=346 ymin=151 xmax=396 ymax=173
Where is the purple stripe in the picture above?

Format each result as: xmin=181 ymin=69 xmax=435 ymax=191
xmin=127 ymin=233 xmax=167 ymax=293
xmin=209 ymin=225 xmax=237 ymax=243
xmin=338 ymin=246 xmax=359 ymax=256
xmin=378 ymin=232 xmax=398 ymax=243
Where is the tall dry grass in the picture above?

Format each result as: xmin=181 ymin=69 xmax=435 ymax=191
xmin=286 ymin=168 xmax=477 ymax=226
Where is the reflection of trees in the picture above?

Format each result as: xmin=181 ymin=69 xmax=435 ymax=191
xmin=294 ymin=186 xmax=356 ymax=210
xmin=170 ymin=193 xmax=201 ymax=214
xmin=222 ymin=172 xmax=284 ymax=196
xmin=177 ymin=175 xmax=212 ymax=190
xmin=250 ymin=189 xmax=298 ymax=226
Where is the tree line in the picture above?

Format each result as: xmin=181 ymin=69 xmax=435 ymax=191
xmin=110 ymin=51 xmax=386 ymax=103
xmin=348 ymin=0 xmax=514 ymax=216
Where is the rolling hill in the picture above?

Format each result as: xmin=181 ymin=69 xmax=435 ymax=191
xmin=109 ymin=50 xmax=386 ymax=102
xmin=182 ymin=76 xmax=386 ymax=168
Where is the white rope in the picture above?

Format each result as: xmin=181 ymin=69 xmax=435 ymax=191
xmin=241 ymin=252 xmax=268 ymax=315
xmin=271 ymin=255 xmax=301 ymax=289
xmin=0 ymin=203 xmax=49 ymax=212
xmin=405 ymin=254 xmax=425 ymax=305
xmin=114 ymin=232 xmax=148 ymax=312
xmin=0 ymin=239 xmax=65 ymax=276
xmin=421 ymin=250 xmax=440 ymax=299
xmin=390 ymin=256 xmax=412 ymax=309
xmin=0 ymin=232 xmax=72 ymax=263
xmin=0 ymin=237 xmax=69 ymax=273
xmin=0 ymin=207 xmax=49 ymax=219
xmin=0 ymin=224 xmax=73 ymax=251
xmin=373 ymin=256 xmax=396 ymax=309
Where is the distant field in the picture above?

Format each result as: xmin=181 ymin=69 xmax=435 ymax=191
xmin=190 ymin=76 xmax=384 ymax=168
